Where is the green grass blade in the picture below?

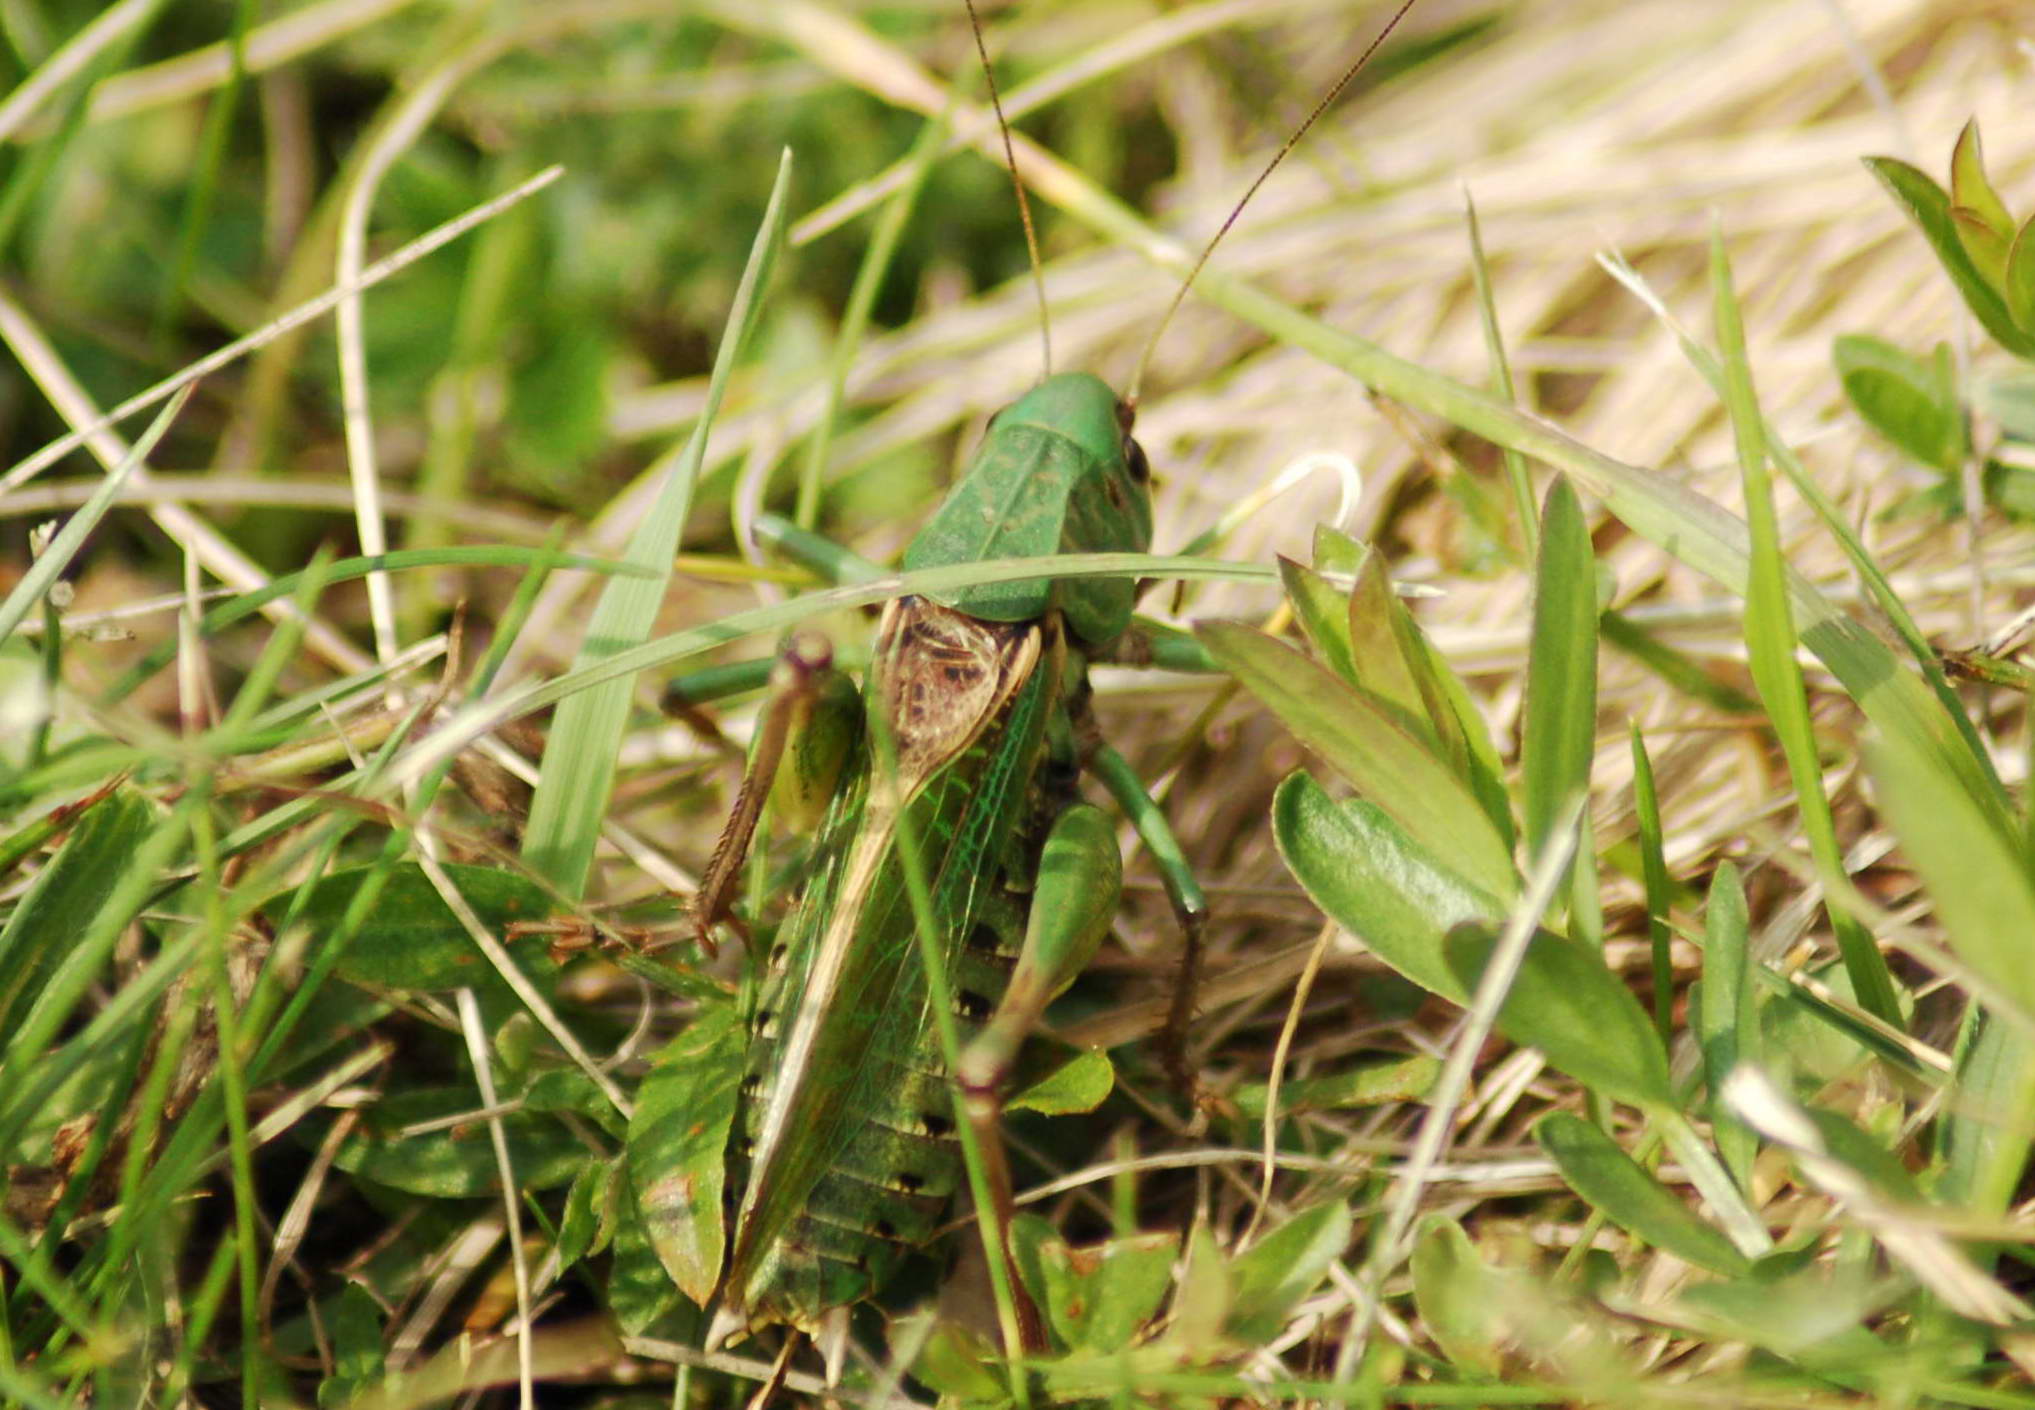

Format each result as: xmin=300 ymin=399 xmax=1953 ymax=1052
xmin=1698 ymin=861 xmax=1757 ymax=1191
xmin=152 ymin=0 xmax=256 ymax=344
xmin=1628 ymin=726 xmax=1674 ymax=1044
xmin=97 ymin=544 xmax=648 ymax=707
xmin=795 ymin=102 xmax=950 ymax=530
xmin=1866 ymin=731 xmax=2035 ymax=1028
xmin=1463 ymin=189 xmax=1535 ymax=559
xmin=0 ymin=789 xmax=153 ymax=1037
xmin=0 ymin=387 xmax=188 ymax=645
xmin=1710 ymin=228 xmax=1900 ymax=1029
xmin=522 ymin=150 xmax=793 ymax=896
xmin=1519 ymin=476 xmax=1599 ymax=937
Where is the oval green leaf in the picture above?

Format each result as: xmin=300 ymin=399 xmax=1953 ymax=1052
xmin=1038 ymin=1232 xmax=1179 ymax=1352
xmin=1272 ymin=771 xmax=1504 ymax=1004
xmin=1443 ymin=924 xmax=1672 ymax=1108
xmin=267 ymin=862 xmax=558 ymax=992
xmin=1207 ymin=622 xmax=1516 ymax=900
xmin=1225 ymin=1199 xmax=1353 ymax=1344
xmin=1536 ymin=1112 xmax=1748 ymax=1277
xmin=626 ymin=997 xmax=744 ymax=1307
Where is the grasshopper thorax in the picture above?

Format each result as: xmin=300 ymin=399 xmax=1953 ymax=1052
xmin=902 ymin=370 xmax=1152 ymax=649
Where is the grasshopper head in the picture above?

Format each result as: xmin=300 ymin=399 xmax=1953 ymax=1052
xmin=904 ymin=371 xmax=1153 ymax=647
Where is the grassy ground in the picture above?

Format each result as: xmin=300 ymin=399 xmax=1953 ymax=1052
xmin=3 ymin=0 xmax=2034 ymax=1405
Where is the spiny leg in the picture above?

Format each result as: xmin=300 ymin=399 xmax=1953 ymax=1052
xmin=955 ymin=801 xmax=1122 ymax=1353
xmin=691 ymin=632 xmax=859 ymax=952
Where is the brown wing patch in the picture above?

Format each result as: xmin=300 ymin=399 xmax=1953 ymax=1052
xmin=869 ymin=597 xmax=1040 ymax=804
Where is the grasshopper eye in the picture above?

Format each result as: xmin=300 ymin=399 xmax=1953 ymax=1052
xmin=1124 ymin=437 xmax=1150 ymax=485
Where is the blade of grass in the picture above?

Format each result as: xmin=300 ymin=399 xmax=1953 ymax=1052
xmin=1597 ymin=248 xmax=2000 ymax=811
xmin=1698 ymin=861 xmax=1757 ymax=1192
xmin=399 ymin=550 xmax=1272 ymax=792
xmin=1463 ymin=189 xmax=1535 ymax=559
xmin=1 ymin=166 xmax=564 ymax=495
xmin=522 ymin=149 xmax=793 ymax=896
xmin=153 ymin=0 xmax=256 ymax=345
xmin=1711 ymin=227 xmax=1899 ymax=1029
xmin=1519 ymin=476 xmax=1599 ymax=941
xmin=795 ymin=100 xmax=951 ymax=530
xmin=1629 ymin=726 xmax=1674 ymax=1044
xmin=0 ymin=388 xmax=190 ymax=645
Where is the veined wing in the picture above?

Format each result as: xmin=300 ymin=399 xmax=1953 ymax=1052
xmin=723 ymin=596 xmax=1050 ymax=1322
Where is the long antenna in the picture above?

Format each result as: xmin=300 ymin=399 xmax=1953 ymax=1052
xmin=963 ymin=0 xmax=1052 ymax=378
xmin=1127 ymin=0 xmax=1422 ymax=404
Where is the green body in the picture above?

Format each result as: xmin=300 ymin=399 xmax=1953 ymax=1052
xmin=666 ymin=372 xmax=1152 ymax=1337
xmin=904 ymin=372 xmax=1152 ymax=645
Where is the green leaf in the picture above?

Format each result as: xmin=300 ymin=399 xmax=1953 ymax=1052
xmin=330 ymin=1088 xmax=589 ymax=1197
xmin=556 ymin=1160 xmax=608 ymax=1272
xmin=2007 ymin=213 xmax=2035 ymax=334
xmin=1674 ymin=1266 xmax=1890 ymax=1363
xmin=1169 ymin=1225 xmax=1231 ymax=1351
xmin=1933 ymin=1011 xmax=2035 ymax=1225
xmin=265 ymin=862 xmax=559 ymax=992
xmin=1444 ymin=924 xmax=1672 ymax=1108
xmin=1629 ymin=727 xmax=1674 ymax=1045
xmin=1952 ymin=206 xmax=2011 ymax=289
xmin=1410 ymin=1216 xmax=1504 ymax=1375
xmin=626 ymin=998 xmax=744 ymax=1307
xmin=1009 ymin=1047 xmax=1114 ymax=1116
xmin=317 ymin=1283 xmax=386 ymax=1408
xmin=525 ymin=1067 xmax=624 ymax=1137
xmin=1536 ymin=1113 xmax=1749 ymax=1277
xmin=1867 ymin=731 xmax=2035 ymax=1024
xmin=1347 ymin=549 xmax=1514 ymax=850
xmin=1230 ymin=1055 xmax=1439 ymax=1119
xmin=1037 ymin=1232 xmax=1178 ymax=1352
xmin=1311 ymin=523 xmax=1367 ymax=575
xmin=1864 ymin=155 xmax=2035 ymax=357
xmin=1520 ymin=476 xmax=1598 ymax=865
xmin=1342 ymin=547 xmax=1431 ymax=734
xmin=1833 ymin=335 xmax=1962 ymax=472
xmin=1278 ymin=556 xmax=1359 ymax=686
xmin=1271 ymin=772 xmax=1504 ymax=1003
xmin=1697 ymin=863 xmax=1758 ymax=1190
xmin=913 ymin=1321 xmax=1006 ymax=1401
xmin=609 ymin=1182 xmax=681 ymax=1336
xmin=1950 ymin=120 xmax=2014 ymax=239
xmin=1225 ymin=1200 xmax=1353 ymax=1344
xmin=1716 ymin=233 xmax=1902 ymax=1030
xmin=1204 ymin=622 xmax=1516 ymax=901
xmin=0 ymin=789 xmax=153 ymax=1037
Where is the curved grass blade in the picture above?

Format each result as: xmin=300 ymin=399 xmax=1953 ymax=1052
xmin=523 ymin=151 xmax=793 ymax=897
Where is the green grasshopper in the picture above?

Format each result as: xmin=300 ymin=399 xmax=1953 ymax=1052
xmin=661 ymin=370 xmax=1201 ymax=1360
xmin=638 ymin=0 xmax=1420 ymax=1376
